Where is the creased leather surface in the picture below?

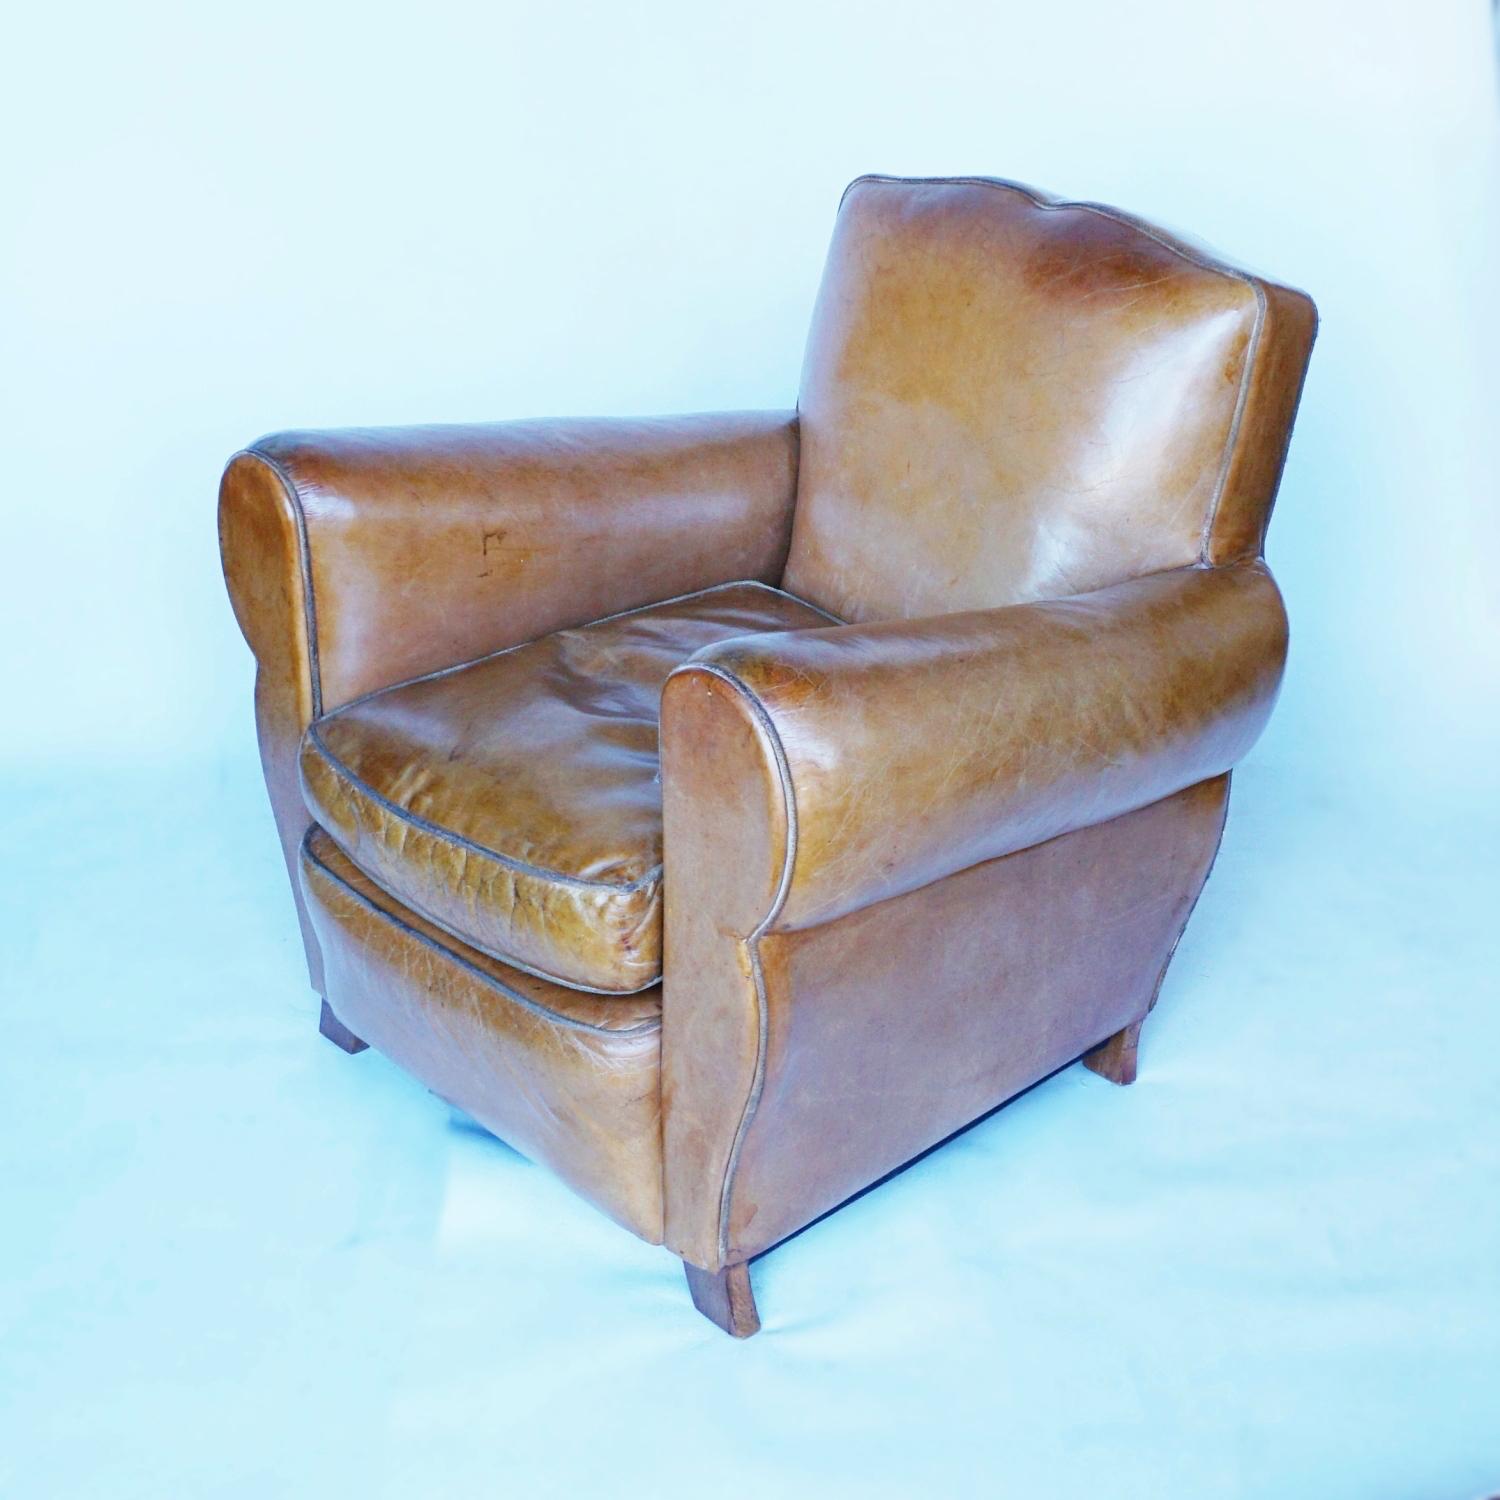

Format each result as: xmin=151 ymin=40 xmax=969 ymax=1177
xmin=249 ymin=412 xmax=801 ymax=712
xmin=683 ymin=560 xmax=1286 ymax=934
xmin=221 ymin=175 xmax=1317 ymax=1281
xmin=299 ymin=829 xmax=664 ymax=1241
xmin=660 ymin=565 xmax=1262 ymax=1266
xmin=785 ymin=176 xmax=1316 ymax=622
xmin=218 ymin=452 xmax=324 ymax=988
xmin=659 ymin=666 xmax=789 ymax=1268
xmin=721 ymin=778 xmax=1231 ymax=1262
xmin=1209 ymin=280 xmax=1319 ymax=562
xmin=301 ymin=582 xmax=835 ymax=993
xmin=220 ymin=412 xmax=800 ymax=988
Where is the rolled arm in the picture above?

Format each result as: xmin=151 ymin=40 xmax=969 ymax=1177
xmin=670 ymin=560 xmax=1287 ymax=933
xmin=219 ymin=410 xmax=798 ymax=988
xmin=658 ymin=558 xmax=1284 ymax=1266
xmin=220 ymin=411 xmax=800 ymax=714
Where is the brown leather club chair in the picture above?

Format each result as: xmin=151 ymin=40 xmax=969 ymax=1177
xmin=219 ymin=175 xmax=1315 ymax=1336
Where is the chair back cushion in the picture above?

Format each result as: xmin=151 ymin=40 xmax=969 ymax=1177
xmin=783 ymin=176 xmax=1316 ymax=621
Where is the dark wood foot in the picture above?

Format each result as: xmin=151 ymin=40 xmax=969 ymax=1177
xmin=1083 ymin=1018 xmax=1142 ymax=1084
xmin=684 ymin=1260 xmax=760 ymax=1338
xmin=318 ymin=998 xmax=367 ymax=1054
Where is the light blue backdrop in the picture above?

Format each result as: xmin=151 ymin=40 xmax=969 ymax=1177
xmin=2 ymin=1 xmax=1496 ymax=1495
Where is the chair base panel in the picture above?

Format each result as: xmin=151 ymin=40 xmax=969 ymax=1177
xmin=684 ymin=1260 xmax=760 ymax=1338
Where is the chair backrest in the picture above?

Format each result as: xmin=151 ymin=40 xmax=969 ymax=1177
xmin=783 ymin=176 xmax=1316 ymax=622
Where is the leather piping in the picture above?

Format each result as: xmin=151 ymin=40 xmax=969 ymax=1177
xmin=304 ymin=733 xmax=665 ymax=994
xmin=1146 ymin=770 xmax=1234 ymax=1016
xmin=665 ymin=660 xmax=800 ymax=1265
xmin=305 ymin=719 xmax=663 ymax=895
xmin=302 ymin=576 xmax=834 ymax=895
xmin=300 ymin=829 xmax=661 ymax=1037
xmin=321 ymin=832 xmax=664 ymax=997
xmin=666 ymin=655 xmax=1241 ymax=1263
xmin=320 ymin=578 xmax=842 ymax=723
xmin=1198 ymin=285 xmax=1268 ymax=563
xmin=834 ymin=175 xmax=1270 ymax=567
xmin=235 ymin=444 xmax=834 ymax=733
xmin=236 ymin=448 xmax=324 ymax=718
xmin=303 ymin=580 xmax=840 ymax=996
xmin=1111 ymin=772 xmax=1233 ymax=1052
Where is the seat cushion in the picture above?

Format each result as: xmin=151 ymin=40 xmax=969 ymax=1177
xmin=299 ymin=581 xmax=835 ymax=992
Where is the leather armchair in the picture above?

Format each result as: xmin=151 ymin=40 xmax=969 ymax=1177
xmin=220 ymin=176 xmax=1315 ymax=1336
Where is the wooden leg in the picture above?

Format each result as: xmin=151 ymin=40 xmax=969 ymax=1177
xmin=1083 ymin=1018 xmax=1142 ymax=1085
xmin=318 ymin=998 xmax=367 ymax=1055
xmin=683 ymin=1260 xmax=760 ymax=1338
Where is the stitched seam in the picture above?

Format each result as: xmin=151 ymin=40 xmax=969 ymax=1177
xmin=322 ymin=579 xmax=836 ymax=719
xmin=670 ymin=661 xmax=799 ymax=1265
xmin=301 ymin=831 xmax=661 ymax=1036
xmin=674 ymin=649 xmax=1234 ymax=1258
xmin=780 ymin=589 xmax=842 ymax=625
xmin=841 ymin=176 xmax=1269 ymax=565
xmin=241 ymin=449 xmax=323 ymax=718
xmin=846 ymin=174 xmax=1255 ymax=280
xmin=1199 ymin=281 xmax=1268 ymax=563
xmin=305 ymin=730 xmax=665 ymax=991
xmin=306 ymin=720 xmax=664 ymax=894
xmin=304 ymin=578 xmax=838 ymax=893
xmin=326 ymin=849 xmax=663 ymax=996
xmin=1141 ymin=772 xmax=1234 ymax=1022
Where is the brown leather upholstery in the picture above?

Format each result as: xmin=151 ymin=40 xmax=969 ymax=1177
xmin=674 ymin=561 xmax=1284 ymax=932
xmin=220 ymin=413 xmax=800 ymax=988
xmin=786 ymin=176 xmax=1316 ymax=620
xmin=662 ymin=776 xmax=1231 ymax=1266
xmin=300 ymin=582 xmax=835 ymax=993
xmin=299 ymin=829 xmax=664 ymax=1240
xmin=220 ymin=176 xmax=1315 ymax=1333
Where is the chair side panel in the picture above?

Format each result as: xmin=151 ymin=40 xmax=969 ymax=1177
xmin=722 ymin=774 xmax=1231 ymax=1262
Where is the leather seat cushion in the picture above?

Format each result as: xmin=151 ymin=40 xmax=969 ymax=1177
xmin=299 ymin=581 xmax=835 ymax=993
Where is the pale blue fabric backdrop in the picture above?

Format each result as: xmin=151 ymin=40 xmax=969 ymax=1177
xmin=2 ymin=1 xmax=1496 ymax=1495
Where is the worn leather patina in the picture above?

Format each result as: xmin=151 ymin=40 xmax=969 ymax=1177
xmin=219 ymin=413 xmax=800 ymax=990
xmin=785 ymin=176 xmax=1315 ymax=619
xmin=299 ymin=582 xmax=834 ymax=993
xmin=221 ymin=176 xmax=1316 ymax=1336
xmin=299 ymin=830 xmax=665 ymax=1240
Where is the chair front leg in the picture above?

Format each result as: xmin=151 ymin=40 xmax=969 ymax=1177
xmin=683 ymin=1260 xmax=760 ymax=1338
xmin=318 ymin=998 xmax=368 ymax=1055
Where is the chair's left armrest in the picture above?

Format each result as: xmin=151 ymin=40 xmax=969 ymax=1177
xmin=219 ymin=411 xmax=800 ymax=717
xmin=219 ymin=410 xmax=798 ymax=986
